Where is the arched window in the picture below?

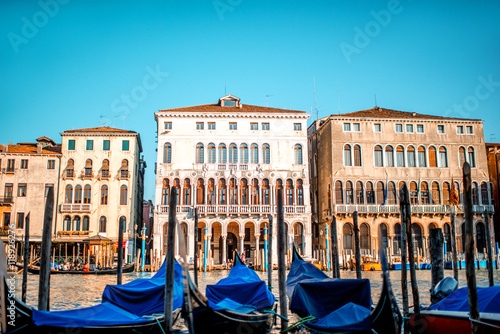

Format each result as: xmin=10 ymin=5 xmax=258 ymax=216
xmin=84 ymin=159 xmax=93 ymax=177
xmin=101 ymin=159 xmax=110 ymax=178
xmin=394 ymin=223 xmax=401 ymax=252
xmin=196 ymin=143 xmax=204 ymax=163
xmin=82 ymin=216 xmax=89 ymax=231
xmin=196 ymin=178 xmax=205 ymax=204
xmin=360 ymin=223 xmax=370 ymax=249
xmin=162 ymin=179 xmax=170 ymax=205
xmin=412 ymin=224 xmax=423 ymax=250
xmin=380 ymin=223 xmax=388 ymax=248
xmin=262 ymin=179 xmax=270 ymax=205
xmin=73 ymin=216 xmax=81 ymax=231
xmin=219 ymin=179 xmax=227 ymax=204
xmin=443 ymin=182 xmax=451 ymax=205
xmin=63 ymin=215 xmax=71 ymax=231
xmin=120 ymin=159 xmax=129 ymax=179
xmin=276 ymin=179 xmax=283 ymax=204
xmin=163 ymin=143 xmax=172 ymax=163
xmin=173 ymin=178 xmax=181 ymax=197
xmin=396 ymin=145 xmax=405 ymax=167
xmin=229 ymin=178 xmax=238 ymax=204
xmin=429 ymin=146 xmax=438 ymax=167
xmin=418 ymin=146 xmax=426 ymax=167
xmin=207 ymin=143 xmax=216 ymax=163
xmin=344 ymin=144 xmax=352 ymax=166
xmin=250 ymin=144 xmax=259 ymax=164
xmin=356 ymin=181 xmax=364 ymax=204
xmin=240 ymin=143 xmax=249 ymax=163
xmin=294 ymin=144 xmax=303 ymax=164
xmin=388 ymin=181 xmax=396 ymax=204
xmin=120 ymin=185 xmax=128 ymax=205
xmin=218 ymin=144 xmax=227 ymax=163
xmin=286 ymin=179 xmax=294 ymax=205
xmin=481 ymin=182 xmax=489 ymax=205
xmin=262 ymin=144 xmax=270 ymax=164
xmin=74 ymin=185 xmax=82 ymax=204
xmin=252 ymin=178 xmax=259 ymax=205
xmin=205 ymin=178 xmax=214 ymax=205
xmin=407 ymin=146 xmax=416 ymax=167
xmin=410 ymin=181 xmax=418 ymax=204
xmin=345 ymin=181 xmax=353 ymax=204
xmin=65 ymin=159 xmax=74 ymax=177
xmin=83 ymin=185 xmax=91 ymax=204
xmin=354 ymin=145 xmax=362 ymax=166
xmin=472 ymin=182 xmax=479 ymax=205
xmin=65 ymin=185 xmax=73 ymax=203
xmin=439 ymin=147 xmax=448 ymax=167
xmin=101 ymin=185 xmax=108 ymax=205
xmin=374 ymin=145 xmax=383 ymax=167
xmin=183 ymin=179 xmax=191 ymax=205
xmin=431 ymin=182 xmax=441 ymax=205
xmin=385 ymin=146 xmax=394 ymax=167
xmin=229 ymin=143 xmax=238 ymax=163
xmin=455 ymin=181 xmax=462 ymax=204
xmin=443 ymin=223 xmax=451 ymax=247
xmin=421 ymin=181 xmax=429 ymax=204
xmin=468 ymin=147 xmax=476 ymax=167
xmin=376 ymin=181 xmax=385 ymax=204
xmin=366 ymin=181 xmax=375 ymax=204
xmin=476 ymin=222 xmax=486 ymax=253
xmin=240 ymin=179 xmax=248 ymax=205
xmin=458 ymin=146 xmax=466 ymax=168
xmin=343 ymin=223 xmax=353 ymax=249
xmin=297 ymin=179 xmax=304 ymax=205
xmin=335 ymin=181 xmax=343 ymax=204
xmin=99 ymin=216 xmax=107 ymax=233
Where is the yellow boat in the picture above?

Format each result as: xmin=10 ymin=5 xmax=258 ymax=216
xmin=361 ymin=255 xmax=382 ymax=271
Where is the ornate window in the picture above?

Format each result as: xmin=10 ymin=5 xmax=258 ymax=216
xmin=374 ymin=145 xmax=383 ymax=167
xmin=418 ymin=146 xmax=426 ymax=167
xmin=101 ymin=185 xmax=108 ymax=205
xmin=207 ymin=143 xmax=216 ymax=163
xmin=262 ymin=144 xmax=270 ymax=164
xmin=196 ymin=143 xmax=204 ymax=163
xmin=162 ymin=179 xmax=170 ymax=205
xmin=240 ymin=144 xmax=249 ymax=163
xmin=294 ymin=144 xmax=303 ymax=164
xmin=335 ymin=180 xmax=343 ymax=204
xmin=407 ymin=146 xmax=416 ymax=167
xmin=396 ymin=145 xmax=405 ymax=167
xmin=83 ymin=185 xmax=91 ymax=204
xmin=218 ymin=144 xmax=227 ymax=163
xmin=439 ymin=147 xmax=448 ymax=167
xmin=356 ymin=181 xmax=364 ymax=204
xmin=229 ymin=143 xmax=238 ymax=163
xmin=385 ymin=146 xmax=394 ymax=167
xmin=344 ymin=144 xmax=352 ymax=166
xmin=429 ymin=146 xmax=438 ymax=167
xmin=120 ymin=185 xmax=128 ymax=205
xmin=74 ymin=185 xmax=82 ymax=204
xmin=251 ymin=143 xmax=259 ymax=164
xmin=65 ymin=185 xmax=73 ymax=203
xmin=297 ymin=179 xmax=304 ymax=205
xmin=468 ymin=147 xmax=476 ymax=167
xmin=354 ymin=145 xmax=362 ymax=166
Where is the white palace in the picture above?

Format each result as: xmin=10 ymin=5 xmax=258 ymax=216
xmin=153 ymin=95 xmax=312 ymax=265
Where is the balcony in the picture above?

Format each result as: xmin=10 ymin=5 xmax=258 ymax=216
xmin=64 ymin=169 xmax=74 ymax=179
xmin=119 ymin=170 xmax=130 ymax=180
xmin=0 ymin=196 xmax=13 ymax=205
xmin=99 ymin=170 xmax=110 ymax=180
xmin=156 ymin=204 xmax=309 ymax=216
xmin=81 ymin=169 xmax=93 ymax=180
xmin=2 ymin=168 xmax=15 ymax=174
xmin=332 ymin=204 xmax=495 ymax=215
xmin=60 ymin=204 xmax=91 ymax=213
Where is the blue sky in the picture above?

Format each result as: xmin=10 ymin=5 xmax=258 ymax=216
xmin=2 ymin=0 xmax=500 ymax=201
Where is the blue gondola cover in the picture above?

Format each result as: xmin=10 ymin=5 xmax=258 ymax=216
xmin=102 ymin=260 xmax=184 ymax=316
xmin=206 ymin=262 xmax=275 ymax=310
xmin=426 ymin=286 xmax=500 ymax=313
xmin=32 ymin=302 xmax=151 ymax=327
xmin=306 ymin=302 xmax=371 ymax=332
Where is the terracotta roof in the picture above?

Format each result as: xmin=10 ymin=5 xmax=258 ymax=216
xmin=36 ymin=136 xmax=56 ymax=146
xmin=332 ymin=107 xmax=481 ymax=121
xmin=3 ymin=143 xmax=61 ymax=155
xmin=63 ymin=126 xmax=137 ymax=134
xmin=159 ymin=103 xmax=306 ymax=114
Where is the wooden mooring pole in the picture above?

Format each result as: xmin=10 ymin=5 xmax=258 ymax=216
xmin=267 ymin=214 xmax=273 ymax=290
xmin=331 ymin=215 xmax=340 ymax=278
xmin=38 ymin=187 xmax=54 ymax=311
xmin=193 ymin=208 xmax=199 ymax=286
xmin=277 ymin=189 xmax=288 ymax=329
xmin=117 ymin=217 xmax=124 ymax=285
xmin=451 ymin=212 xmax=459 ymax=283
xmin=463 ymin=162 xmax=479 ymax=334
xmin=399 ymin=184 xmax=409 ymax=333
xmin=353 ymin=211 xmax=362 ymax=279
xmin=429 ymin=228 xmax=444 ymax=304
xmin=484 ymin=209 xmax=494 ymax=287
xmin=22 ymin=213 xmax=30 ymax=303
xmin=405 ymin=184 xmax=421 ymax=319
xmin=164 ymin=186 xmax=177 ymax=332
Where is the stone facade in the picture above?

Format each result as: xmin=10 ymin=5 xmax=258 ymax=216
xmin=308 ymin=107 xmax=494 ymax=264
xmin=154 ymin=95 xmax=312 ymax=265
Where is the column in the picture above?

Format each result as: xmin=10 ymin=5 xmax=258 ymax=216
xmin=221 ymin=234 xmax=227 ymax=264
xmin=239 ymin=234 xmax=245 ymax=255
xmin=207 ymin=234 xmax=212 ymax=268
xmin=254 ymin=235 xmax=260 ymax=266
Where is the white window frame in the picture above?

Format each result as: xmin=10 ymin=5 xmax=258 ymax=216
xmin=395 ymin=124 xmax=403 ymax=133
xmin=373 ymin=123 xmax=382 ymax=133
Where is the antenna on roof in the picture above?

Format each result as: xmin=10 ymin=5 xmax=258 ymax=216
xmin=374 ymin=94 xmax=377 ymax=107
xmin=266 ymin=95 xmax=273 ymax=107
xmin=314 ymin=77 xmax=318 ymax=120
xmin=99 ymin=115 xmax=105 ymax=126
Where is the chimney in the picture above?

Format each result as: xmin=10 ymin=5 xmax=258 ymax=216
xmin=2 ymin=145 xmax=8 ymax=153
xmin=37 ymin=143 xmax=42 ymax=154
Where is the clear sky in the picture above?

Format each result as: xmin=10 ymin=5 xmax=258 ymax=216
xmin=2 ymin=0 xmax=500 ymax=201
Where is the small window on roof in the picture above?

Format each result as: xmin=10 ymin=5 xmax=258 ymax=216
xmin=224 ymin=100 xmax=236 ymax=107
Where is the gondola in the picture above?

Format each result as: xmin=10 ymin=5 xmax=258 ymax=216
xmin=186 ymin=252 xmax=275 ymax=334
xmin=287 ymin=246 xmax=401 ymax=333
xmin=19 ymin=262 xmax=135 ymax=275
xmin=1 ymin=254 xmax=183 ymax=334
xmin=409 ymin=280 xmax=500 ymax=334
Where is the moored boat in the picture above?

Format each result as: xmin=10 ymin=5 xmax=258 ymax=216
xmin=19 ymin=262 xmax=135 ymax=275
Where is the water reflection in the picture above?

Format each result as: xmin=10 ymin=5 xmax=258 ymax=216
xmin=14 ymin=269 xmax=500 ymax=312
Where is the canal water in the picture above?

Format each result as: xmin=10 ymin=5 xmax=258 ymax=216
xmin=12 ymin=269 xmax=500 ymax=330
